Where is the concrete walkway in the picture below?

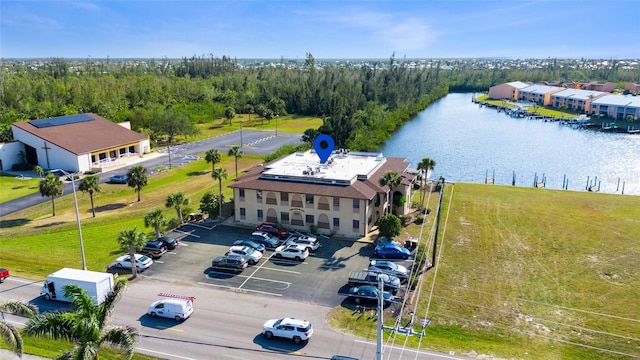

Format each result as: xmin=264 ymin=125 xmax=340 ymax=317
xmin=0 ymin=349 xmax=49 ymax=360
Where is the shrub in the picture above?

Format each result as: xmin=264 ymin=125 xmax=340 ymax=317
xmin=11 ymin=162 xmax=35 ymax=171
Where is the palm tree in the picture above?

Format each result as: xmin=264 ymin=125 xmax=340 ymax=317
xmin=205 ymin=149 xmax=221 ymax=173
xmin=117 ymin=227 xmax=147 ymax=278
xmin=166 ymin=192 xmax=189 ymax=224
xmin=144 ymin=209 xmax=166 ymax=239
xmin=416 ymin=157 xmax=436 ymax=208
xmin=227 ymin=145 xmax=243 ymax=178
xmin=25 ymin=282 xmax=137 ymax=360
xmin=211 ymin=167 xmax=228 ymax=218
xmin=34 ymin=165 xmax=45 ymax=178
xmin=39 ymin=172 xmax=63 ymax=216
xmin=126 ymin=165 xmax=148 ymax=202
xmin=79 ymin=175 xmax=101 ymax=217
xmin=0 ymin=301 xmax=38 ymax=358
xmin=378 ymin=170 xmax=402 ymax=214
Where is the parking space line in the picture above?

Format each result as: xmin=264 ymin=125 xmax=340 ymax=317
xmin=174 ymin=229 xmax=200 ymax=238
xmin=240 ymin=275 xmax=291 ymax=285
xmin=241 ymin=288 xmax=283 ymax=297
xmin=258 ymin=267 xmax=301 ymax=274
xmin=183 ymin=223 xmax=217 ymax=230
xmin=198 ymin=281 xmax=233 ymax=289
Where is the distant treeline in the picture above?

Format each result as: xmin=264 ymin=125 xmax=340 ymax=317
xmin=1 ymin=54 xmax=637 ymax=150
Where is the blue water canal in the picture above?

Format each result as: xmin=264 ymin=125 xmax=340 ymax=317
xmin=380 ymin=93 xmax=640 ymax=195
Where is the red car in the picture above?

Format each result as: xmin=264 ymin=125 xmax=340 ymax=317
xmin=256 ymin=222 xmax=289 ymax=239
xmin=0 ymin=268 xmax=9 ymax=283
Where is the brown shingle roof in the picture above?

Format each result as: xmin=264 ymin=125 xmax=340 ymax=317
xmin=12 ymin=113 xmax=147 ymax=155
xmin=230 ymin=156 xmax=414 ymax=200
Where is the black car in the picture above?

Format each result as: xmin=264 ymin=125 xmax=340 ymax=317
xmin=233 ymin=239 xmax=266 ymax=253
xmin=210 ymin=255 xmax=249 ymax=272
xmin=248 ymin=231 xmax=280 ymax=248
xmin=347 ymin=285 xmax=393 ymax=305
xmin=157 ymin=236 xmax=179 ymax=250
xmin=140 ymin=240 xmax=167 ymax=259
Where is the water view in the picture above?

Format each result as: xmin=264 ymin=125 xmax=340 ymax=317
xmin=381 ymin=93 xmax=640 ymax=195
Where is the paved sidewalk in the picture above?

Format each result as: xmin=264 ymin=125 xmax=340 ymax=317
xmin=0 ymin=349 xmax=49 ymax=360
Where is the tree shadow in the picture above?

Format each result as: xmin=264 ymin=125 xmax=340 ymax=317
xmin=0 ymin=218 xmax=31 ymax=228
xmin=35 ymin=221 xmax=66 ymax=228
xmin=187 ymin=171 xmax=208 ymax=176
xmin=94 ymin=203 xmax=126 ymax=212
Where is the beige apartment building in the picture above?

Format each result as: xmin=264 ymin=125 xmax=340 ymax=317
xmin=229 ymin=149 xmax=417 ymax=238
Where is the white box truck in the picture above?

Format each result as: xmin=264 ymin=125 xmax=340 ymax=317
xmin=41 ymin=268 xmax=115 ymax=305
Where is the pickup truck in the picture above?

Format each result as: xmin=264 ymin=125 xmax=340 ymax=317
xmin=0 ymin=268 xmax=10 ymax=283
xmin=347 ymin=270 xmax=401 ymax=293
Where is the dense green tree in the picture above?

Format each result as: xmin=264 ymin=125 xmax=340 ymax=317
xmin=377 ymin=213 xmax=402 ymax=239
xmin=78 ymin=175 xmax=101 ymax=217
xmin=166 ymin=192 xmax=189 ymax=224
xmin=301 ymin=128 xmax=319 ymax=146
xmin=227 ymin=145 xmax=243 ymax=178
xmin=151 ymin=109 xmax=199 ymax=144
xmin=378 ymin=170 xmax=402 ymax=214
xmin=126 ymin=165 xmax=148 ymax=202
xmin=199 ymin=191 xmax=219 ymax=218
xmin=144 ymin=209 xmax=167 ymax=239
xmin=224 ymin=106 xmax=235 ymax=125
xmin=117 ymin=227 xmax=147 ymax=278
xmin=211 ymin=167 xmax=228 ymax=218
xmin=205 ymin=148 xmax=221 ymax=173
xmin=0 ymin=301 xmax=38 ymax=358
xmin=25 ymin=282 xmax=137 ymax=360
xmin=39 ymin=172 xmax=63 ymax=216
xmin=417 ymin=157 xmax=436 ymax=208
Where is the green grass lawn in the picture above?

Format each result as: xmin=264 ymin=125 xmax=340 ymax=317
xmin=330 ymin=183 xmax=640 ymax=359
xmin=0 ymin=174 xmax=41 ymax=203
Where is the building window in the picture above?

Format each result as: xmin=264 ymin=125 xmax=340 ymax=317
xmin=239 ymin=208 xmax=246 ymax=219
xmin=306 ymin=194 xmax=314 ymax=204
xmin=281 ymin=192 xmax=289 ymax=202
xmin=353 ymin=220 xmax=359 ymax=229
xmin=257 ymin=209 xmax=263 ymax=220
xmin=306 ymin=215 xmax=314 ymax=224
xmin=333 ymin=197 xmax=340 ymax=209
xmin=281 ymin=212 xmax=289 ymax=222
xmin=333 ymin=218 xmax=340 ymax=227
xmin=257 ymin=190 xmax=262 ymax=200
xmin=353 ymin=199 xmax=360 ymax=209
xmin=239 ymin=189 xmax=245 ymax=198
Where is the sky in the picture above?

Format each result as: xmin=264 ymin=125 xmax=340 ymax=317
xmin=1 ymin=0 xmax=639 ymax=59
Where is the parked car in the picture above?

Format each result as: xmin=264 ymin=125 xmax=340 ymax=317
xmin=115 ymin=254 xmax=153 ymax=272
xmin=109 ymin=174 xmax=128 ymax=184
xmin=262 ymin=317 xmax=313 ymax=344
xmin=0 ymin=268 xmax=9 ymax=283
xmin=347 ymin=285 xmax=393 ymax=305
xmin=233 ymin=239 xmax=266 ymax=253
xmin=374 ymin=243 xmax=411 ymax=259
xmin=367 ymin=260 xmax=409 ymax=279
xmin=284 ymin=235 xmax=320 ymax=251
xmin=140 ymin=240 xmax=167 ymax=259
xmin=273 ymin=244 xmax=309 ymax=261
xmin=148 ymin=298 xmax=193 ymax=321
xmin=210 ymin=255 xmax=249 ymax=272
xmin=226 ymin=245 xmax=262 ymax=265
xmin=347 ymin=271 xmax=401 ymax=293
xmin=157 ymin=236 xmax=179 ymax=250
xmin=257 ymin=222 xmax=289 ymax=239
xmin=249 ymin=231 xmax=280 ymax=249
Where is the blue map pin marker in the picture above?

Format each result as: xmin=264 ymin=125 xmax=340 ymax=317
xmin=313 ymin=134 xmax=334 ymax=164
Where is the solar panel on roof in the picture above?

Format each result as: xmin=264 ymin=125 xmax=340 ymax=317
xmin=29 ymin=114 xmax=94 ymax=128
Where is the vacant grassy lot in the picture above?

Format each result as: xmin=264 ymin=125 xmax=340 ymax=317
xmin=330 ymin=183 xmax=640 ymax=360
xmin=0 ymin=174 xmax=41 ymax=203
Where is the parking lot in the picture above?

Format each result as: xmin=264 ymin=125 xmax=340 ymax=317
xmin=131 ymin=222 xmax=414 ymax=307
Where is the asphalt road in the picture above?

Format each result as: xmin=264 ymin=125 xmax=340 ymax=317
xmin=0 ymin=130 xmax=302 ymax=218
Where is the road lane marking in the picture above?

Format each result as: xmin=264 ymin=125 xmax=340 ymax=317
xmin=136 ymin=347 xmax=197 ymax=360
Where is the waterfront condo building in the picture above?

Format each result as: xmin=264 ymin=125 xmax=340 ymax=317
xmin=229 ymin=149 xmax=417 ymax=238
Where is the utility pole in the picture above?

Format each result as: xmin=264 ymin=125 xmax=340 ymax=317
xmin=376 ymin=275 xmax=384 ymax=360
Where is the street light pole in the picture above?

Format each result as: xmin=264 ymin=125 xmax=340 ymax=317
xmin=56 ymin=169 xmax=87 ymax=270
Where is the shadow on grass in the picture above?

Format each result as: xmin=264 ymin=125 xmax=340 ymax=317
xmin=0 ymin=218 xmax=31 ymax=228
xmin=35 ymin=221 xmax=66 ymax=228
xmin=187 ymin=171 xmax=208 ymax=176
xmin=94 ymin=203 xmax=126 ymax=212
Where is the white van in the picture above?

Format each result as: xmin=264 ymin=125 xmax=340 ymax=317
xmin=147 ymin=298 xmax=193 ymax=321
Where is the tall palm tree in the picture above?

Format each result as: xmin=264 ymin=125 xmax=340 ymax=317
xmin=417 ymin=157 xmax=436 ymax=208
xmin=0 ymin=301 xmax=38 ymax=358
xmin=117 ymin=227 xmax=147 ymax=278
xmin=25 ymin=282 xmax=137 ymax=360
xmin=79 ymin=175 xmax=101 ymax=217
xmin=227 ymin=145 xmax=243 ymax=178
xmin=205 ymin=149 xmax=221 ymax=173
xmin=34 ymin=165 xmax=45 ymax=178
xmin=211 ymin=167 xmax=228 ymax=218
xmin=39 ymin=172 xmax=64 ymax=216
xmin=126 ymin=165 xmax=148 ymax=202
xmin=378 ymin=170 xmax=402 ymax=214
xmin=166 ymin=192 xmax=189 ymax=224
xmin=144 ymin=209 xmax=166 ymax=239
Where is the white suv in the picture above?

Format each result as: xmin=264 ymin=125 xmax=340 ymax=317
xmin=274 ymin=244 xmax=309 ymax=261
xmin=226 ymin=245 xmax=262 ymax=265
xmin=284 ymin=235 xmax=320 ymax=251
xmin=262 ymin=317 xmax=313 ymax=344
